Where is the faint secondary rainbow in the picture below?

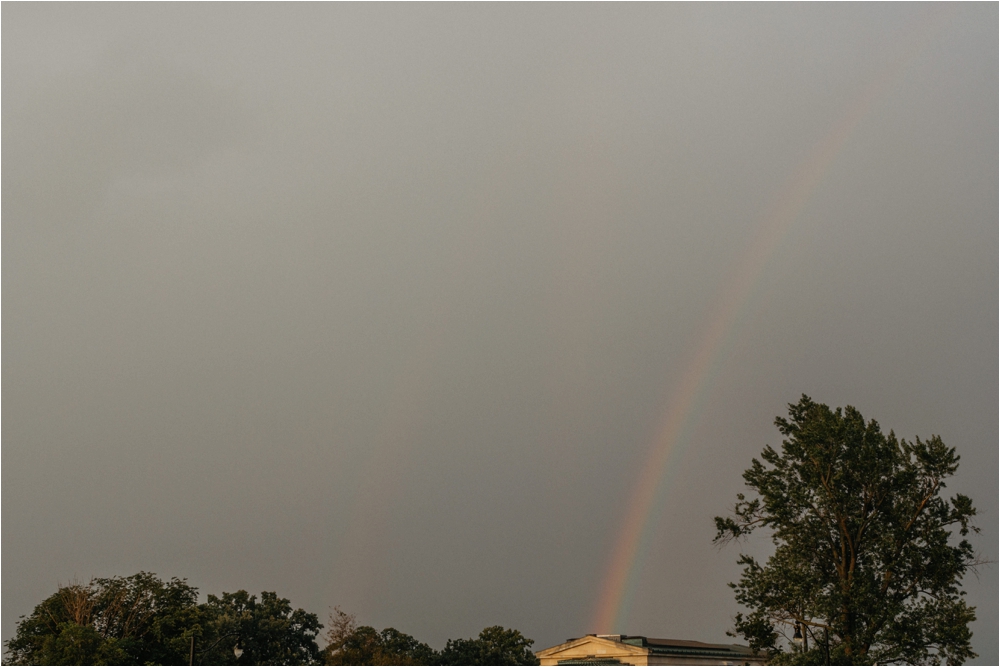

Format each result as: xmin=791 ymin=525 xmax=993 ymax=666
xmin=591 ymin=8 xmax=954 ymax=634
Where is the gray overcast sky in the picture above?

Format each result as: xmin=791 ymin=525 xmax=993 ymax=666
xmin=3 ymin=3 xmax=997 ymax=662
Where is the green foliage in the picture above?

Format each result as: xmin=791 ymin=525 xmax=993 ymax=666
xmin=714 ymin=395 xmax=980 ymax=665
xmin=92 ymin=572 xmax=203 ymax=665
xmin=4 ymin=575 xmax=321 ymax=666
xmin=4 ymin=572 xmax=200 ymax=665
xmin=199 ymin=590 xmax=322 ymax=665
xmin=437 ymin=626 xmax=538 ymax=666
xmin=323 ymin=607 xmax=436 ymax=666
xmin=322 ymin=612 xmax=537 ymax=667
xmin=7 ymin=575 xmax=535 ymax=666
xmin=324 ymin=625 xmax=435 ymax=665
xmin=12 ymin=622 xmax=128 ymax=666
xmin=377 ymin=628 xmax=437 ymax=665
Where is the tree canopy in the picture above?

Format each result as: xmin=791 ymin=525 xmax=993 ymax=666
xmin=324 ymin=625 xmax=436 ymax=666
xmin=714 ymin=395 xmax=980 ymax=665
xmin=437 ymin=626 xmax=537 ymax=666
xmin=322 ymin=609 xmax=537 ymax=666
xmin=200 ymin=590 xmax=322 ymax=665
xmin=4 ymin=572 xmax=199 ymax=665
xmin=6 ymin=580 xmax=537 ymax=666
xmin=4 ymin=574 xmax=321 ymax=666
xmin=323 ymin=607 xmax=436 ymax=666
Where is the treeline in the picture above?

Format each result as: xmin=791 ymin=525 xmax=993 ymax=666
xmin=4 ymin=572 xmax=538 ymax=666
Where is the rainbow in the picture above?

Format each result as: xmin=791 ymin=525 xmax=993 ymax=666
xmin=591 ymin=7 xmax=955 ymax=633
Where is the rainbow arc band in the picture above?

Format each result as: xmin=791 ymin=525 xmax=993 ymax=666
xmin=590 ymin=6 xmax=956 ymax=634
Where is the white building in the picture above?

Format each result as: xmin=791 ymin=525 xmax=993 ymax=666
xmin=535 ymin=634 xmax=767 ymax=666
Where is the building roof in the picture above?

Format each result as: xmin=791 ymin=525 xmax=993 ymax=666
xmin=536 ymin=633 xmax=767 ymax=666
xmin=597 ymin=635 xmax=759 ymax=660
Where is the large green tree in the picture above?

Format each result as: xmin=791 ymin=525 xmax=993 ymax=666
xmin=714 ymin=396 xmax=979 ymax=665
xmin=4 ymin=574 xmax=322 ymax=666
xmin=437 ymin=626 xmax=538 ymax=666
xmin=324 ymin=625 xmax=436 ymax=666
xmin=323 ymin=607 xmax=436 ymax=666
xmin=4 ymin=572 xmax=200 ymax=665
xmin=321 ymin=611 xmax=537 ymax=667
xmin=199 ymin=590 xmax=322 ymax=665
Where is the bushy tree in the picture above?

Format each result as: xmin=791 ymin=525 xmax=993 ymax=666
xmin=200 ymin=590 xmax=322 ymax=665
xmin=323 ymin=608 xmax=435 ymax=665
xmin=11 ymin=622 xmax=129 ymax=666
xmin=4 ymin=572 xmax=200 ymax=665
xmin=322 ymin=611 xmax=537 ymax=666
xmin=5 ymin=575 xmax=322 ymax=666
xmin=715 ymin=396 xmax=980 ymax=665
xmin=327 ymin=626 xmax=436 ymax=665
xmin=438 ymin=626 xmax=537 ymax=666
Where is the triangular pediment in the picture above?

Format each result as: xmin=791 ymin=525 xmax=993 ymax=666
xmin=536 ymin=635 xmax=649 ymax=660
